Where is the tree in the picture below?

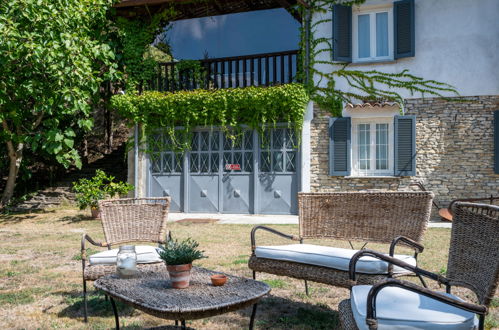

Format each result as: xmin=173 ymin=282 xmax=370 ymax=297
xmin=0 ymin=0 xmax=117 ymax=207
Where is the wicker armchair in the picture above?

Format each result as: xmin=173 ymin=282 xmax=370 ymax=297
xmin=81 ymin=197 xmax=170 ymax=322
xmin=339 ymin=202 xmax=499 ymax=330
xmin=249 ymin=191 xmax=434 ymax=291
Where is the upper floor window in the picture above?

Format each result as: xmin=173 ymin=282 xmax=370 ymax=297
xmin=353 ymin=7 xmax=394 ymax=63
xmin=332 ymin=0 xmax=415 ymax=63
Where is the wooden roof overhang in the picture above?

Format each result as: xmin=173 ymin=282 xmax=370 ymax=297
xmin=115 ymin=0 xmax=309 ymax=22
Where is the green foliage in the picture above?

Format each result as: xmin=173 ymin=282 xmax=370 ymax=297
xmin=0 ymin=0 xmax=118 ymax=168
xmin=299 ymin=0 xmax=458 ymax=116
xmin=111 ymin=84 xmax=309 ymax=150
xmin=72 ymin=170 xmax=133 ymax=210
xmin=157 ymin=238 xmax=207 ymax=266
xmin=115 ymin=10 xmax=174 ymax=90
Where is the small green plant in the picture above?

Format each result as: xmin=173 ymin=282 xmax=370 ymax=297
xmin=157 ymin=238 xmax=207 ymax=266
xmin=72 ymin=170 xmax=133 ymax=210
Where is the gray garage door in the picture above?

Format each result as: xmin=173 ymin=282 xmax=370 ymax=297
xmin=148 ymin=127 xmax=299 ymax=214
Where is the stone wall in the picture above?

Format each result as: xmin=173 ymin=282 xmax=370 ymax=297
xmin=310 ymin=95 xmax=499 ymax=218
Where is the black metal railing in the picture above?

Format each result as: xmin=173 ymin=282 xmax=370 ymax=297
xmin=149 ymin=50 xmax=300 ymax=92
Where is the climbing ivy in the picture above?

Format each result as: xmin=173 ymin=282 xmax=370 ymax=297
xmin=298 ymin=0 xmax=458 ymax=116
xmin=111 ymin=84 xmax=309 ymax=150
xmin=115 ymin=9 xmax=175 ymax=90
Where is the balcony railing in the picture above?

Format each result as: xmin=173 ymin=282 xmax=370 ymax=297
xmin=149 ymin=50 xmax=301 ymax=92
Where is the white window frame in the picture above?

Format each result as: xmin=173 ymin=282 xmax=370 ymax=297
xmin=351 ymin=117 xmax=394 ymax=176
xmin=352 ymin=5 xmax=394 ymax=63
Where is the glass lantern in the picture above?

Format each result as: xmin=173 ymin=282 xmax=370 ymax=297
xmin=116 ymin=245 xmax=138 ymax=278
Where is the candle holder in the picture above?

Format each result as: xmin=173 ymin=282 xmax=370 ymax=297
xmin=116 ymin=245 xmax=138 ymax=278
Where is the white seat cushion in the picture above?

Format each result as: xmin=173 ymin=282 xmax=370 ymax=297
xmin=351 ymin=285 xmax=478 ymax=330
xmin=89 ymin=245 xmax=162 ymax=265
xmin=255 ymin=244 xmax=415 ymax=274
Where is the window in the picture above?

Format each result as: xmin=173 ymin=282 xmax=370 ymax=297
xmin=329 ymin=106 xmax=416 ymax=177
xmin=332 ymin=1 xmax=415 ymax=63
xmin=352 ymin=7 xmax=394 ymax=62
xmin=351 ymin=119 xmax=393 ymax=176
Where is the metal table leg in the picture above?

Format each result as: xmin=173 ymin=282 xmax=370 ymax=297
xmin=110 ymin=297 xmax=120 ymax=330
xmin=249 ymin=304 xmax=258 ymax=330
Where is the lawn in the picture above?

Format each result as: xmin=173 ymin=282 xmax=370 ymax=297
xmin=0 ymin=207 xmax=497 ymax=329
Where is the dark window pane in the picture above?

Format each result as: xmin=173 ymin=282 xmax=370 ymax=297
xmin=286 ymin=151 xmax=296 ymax=172
xmin=163 ymin=153 xmax=172 ymax=173
xmin=285 ymin=129 xmax=297 ymax=149
xmin=211 ymin=153 xmax=219 ymax=173
xmin=244 ymin=152 xmax=253 ymax=172
xmin=151 ymin=153 xmax=161 ymax=173
xmin=260 ymin=151 xmax=271 ymax=172
xmin=174 ymin=153 xmax=183 ymax=173
xmin=190 ymin=153 xmax=199 ymax=172
xmin=273 ymin=151 xmax=284 ymax=172
xmin=200 ymin=132 xmax=209 ymax=151
xmin=244 ymin=131 xmax=253 ymax=150
xmin=200 ymin=153 xmax=209 ymax=173
xmin=191 ymin=133 xmax=199 ymax=151
xmin=273 ymin=129 xmax=283 ymax=149
xmin=211 ymin=132 xmax=219 ymax=151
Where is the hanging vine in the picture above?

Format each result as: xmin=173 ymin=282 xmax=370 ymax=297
xmin=298 ymin=0 xmax=458 ymax=116
xmin=115 ymin=8 xmax=175 ymax=91
xmin=111 ymin=83 xmax=309 ymax=150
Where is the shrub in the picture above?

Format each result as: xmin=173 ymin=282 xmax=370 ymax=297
xmin=72 ymin=170 xmax=133 ymax=210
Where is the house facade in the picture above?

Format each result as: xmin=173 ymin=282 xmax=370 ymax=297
xmin=127 ymin=0 xmax=499 ymax=218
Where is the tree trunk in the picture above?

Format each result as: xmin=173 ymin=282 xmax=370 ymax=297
xmin=0 ymin=140 xmax=24 ymax=208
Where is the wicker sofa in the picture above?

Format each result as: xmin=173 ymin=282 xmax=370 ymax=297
xmin=248 ymin=191 xmax=434 ymax=290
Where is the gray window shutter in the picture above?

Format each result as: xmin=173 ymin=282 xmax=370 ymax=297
xmin=332 ymin=4 xmax=352 ymax=62
xmin=494 ymin=110 xmax=499 ymax=174
xmin=394 ymin=115 xmax=416 ymax=176
xmin=329 ymin=117 xmax=351 ymax=176
xmin=394 ymin=0 xmax=415 ymax=59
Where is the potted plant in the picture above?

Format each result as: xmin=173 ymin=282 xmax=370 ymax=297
xmin=157 ymin=238 xmax=207 ymax=289
xmin=72 ymin=170 xmax=133 ymax=218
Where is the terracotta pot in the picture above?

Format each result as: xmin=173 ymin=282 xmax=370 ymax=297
xmin=167 ymin=263 xmax=192 ymax=289
xmin=210 ymin=274 xmax=227 ymax=286
xmin=90 ymin=207 xmax=101 ymax=219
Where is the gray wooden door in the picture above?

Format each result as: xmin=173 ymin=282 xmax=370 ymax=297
xmin=148 ymin=127 xmax=298 ymax=214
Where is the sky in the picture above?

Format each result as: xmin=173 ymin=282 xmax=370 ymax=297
xmin=165 ymin=8 xmax=301 ymax=60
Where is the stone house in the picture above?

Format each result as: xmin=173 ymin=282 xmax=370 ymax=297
xmin=305 ymin=0 xmax=499 ymax=219
xmin=126 ymin=0 xmax=499 ymax=218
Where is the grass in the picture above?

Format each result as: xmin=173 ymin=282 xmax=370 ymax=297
xmin=0 ymin=206 xmax=497 ymax=329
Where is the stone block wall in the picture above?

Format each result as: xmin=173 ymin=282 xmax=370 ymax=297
xmin=310 ymin=95 xmax=499 ymax=218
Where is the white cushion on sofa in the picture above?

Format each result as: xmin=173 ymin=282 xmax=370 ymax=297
xmin=89 ymin=245 xmax=161 ymax=265
xmin=254 ymin=244 xmax=416 ymax=274
xmin=351 ymin=285 xmax=477 ymax=330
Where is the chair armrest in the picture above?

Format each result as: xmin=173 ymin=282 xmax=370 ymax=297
xmin=389 ymin=236 xmax=424 ymax=256
xmin=364 ymin=278 xmax=487 ymax=330
xmin=349 ymin=249 xmax=449 ymax=285
xmin=250 ymin=225 xmax=301 ymax=252
xmin=81 ymin=234 xmax=108 ymax=261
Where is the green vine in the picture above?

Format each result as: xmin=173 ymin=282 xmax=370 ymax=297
xmin=111 ymin=84 xmax=309 ymax=150
xmin=115 ymin=9 xmax=174 ymax=90
xmin=298 ymin=0 xmax=458 ymax=116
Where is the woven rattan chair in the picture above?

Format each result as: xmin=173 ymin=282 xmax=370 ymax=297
xmin=249 ymin=191 xmax=434 ymax=291
xmin=339 ymin=202 xmax=499 ymax=330
xmin=81 ymin=197 xmax=170 ymax=322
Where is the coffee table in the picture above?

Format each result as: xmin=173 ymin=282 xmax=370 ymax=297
xmin=94 ymin=267 xmax=271 ymax=330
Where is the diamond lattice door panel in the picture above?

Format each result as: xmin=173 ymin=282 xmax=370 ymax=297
xmin=222 ymin=131 xmax=253 ymax=214
xmin=257 ymin=128 xmax=298 ymax=214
